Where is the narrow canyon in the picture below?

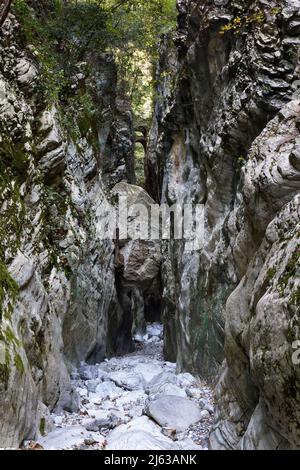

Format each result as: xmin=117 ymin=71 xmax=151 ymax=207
xmin=0 ymin=0 xmax=299 ymax=451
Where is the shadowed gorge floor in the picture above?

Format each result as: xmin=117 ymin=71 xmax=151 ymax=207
xmin=34 ymin=323 xmax=214 ymax=450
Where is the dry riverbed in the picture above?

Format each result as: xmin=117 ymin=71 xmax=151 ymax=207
xmin=25 ymin=324 xmax=214 ymax=450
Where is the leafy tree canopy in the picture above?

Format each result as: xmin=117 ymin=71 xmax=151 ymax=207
xmin=13 ymin=0 xmax=177 ymax=115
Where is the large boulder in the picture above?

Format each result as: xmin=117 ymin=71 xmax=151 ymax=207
xmin=111 ymin=182 xmax=161 ymax=290
xmin=211 ymin=99 xmax=300 ymax=450
xmin=38 ymin=425 xmax=105 ymax=450
xmin=145 ymin=395 xmax=202 ymax=432
xmin=109 ymin=183 xmax=162 ymax=351
xmin=106 ymin=416 xmax=202 ymax=450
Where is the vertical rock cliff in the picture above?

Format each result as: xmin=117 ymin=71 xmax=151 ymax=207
xmin=1 ymin=0 xmax=300 ymax=451
xmin=146 ymin=0 xmax=300 ymax=449
xmin=0 ymin=11 xmax=135 ymax=446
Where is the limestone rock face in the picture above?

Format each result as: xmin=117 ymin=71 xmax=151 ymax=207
xmin=112 ymin=182 xmax=161 ymax=289
xmin=146 ymin=0 xmax=300 ymax=449
xmin=109 ymin=182 xmax=162 ymax=351
xmin=0 ymin=15 xmax=134 ymax=447
xmin=211 ymin=111 xmax=300 ymax=449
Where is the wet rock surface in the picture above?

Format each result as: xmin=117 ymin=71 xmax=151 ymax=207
xmin=34 ymin=324 xmax=214 ymax=450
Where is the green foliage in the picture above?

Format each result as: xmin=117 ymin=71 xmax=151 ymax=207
xmin=0 ymin=141 xmax=27 ymax=314
xmin=14 ymin=352 xmax=25 ymax=375
xmin=278 ymin=250 xmax=300 ymax=297
xmin=134 ymin=142 xmax=145 ymax=187
xmin=290 ymin=286 xmax=300 ymax=307
xmin=266 ymin=266 xmax=276 ymax=283
xmin=77 ymin=93 xmax=97 ymax=137
xmin=61 ymin=90 xmax=101 ymax=146
xmin=14 ymin=0 xmax=175 ymax=129
xmin=0 ymin=341 xmax=11 ymax=389
xmin=0 ymin=364 xmax=9 ymax=389
xmin=13 ymin=0 xmax=68 ymax=103
xmin=2 ymin=326 xmax=21 ymax=347
xmin=0 ymin=261 xmax=19 ymax=321
xmin=219 ymin=7 xmax=282 ymax=36
xmin=0 ymin=139 xmax=29 ymax=182
xmin=37 ymin=184 xmax=74 ymax=280
xmin=99 ymin=0 xmax=177 ymax=124
xmin=0 ymin=143 xmax=27 ymax=259
xmin=0 ymin=322 xmax=24 ymax=388
xmin=13 ymin=1 xmax=109 ymax=101
xmin=220 ymin=11 xmax=265 ymax=35
xmin=39 ymin=417 xmax=46 ymax=436
xmin=0 ymin=141 xmax=24 ymax=380
xmin=104 ymin=0 xmax=177 ymax=55
xmin=0 ymin=142 xmax=27 ymax=363
xmin=13 ymin=1 xmax=176 ymax=110
xmin=40 ymin=185 xmax=68 ymax=246
xmin=237 ymin=155 xmax=246 ymax=168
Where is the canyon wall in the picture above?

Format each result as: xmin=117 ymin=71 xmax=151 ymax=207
xmin=146 ymin=0 xmax=300 ymax=449
xmin=0 ymin=12 xmax=135 ymax=447
xmin=1 ymin=0 xmax=300 ymax=451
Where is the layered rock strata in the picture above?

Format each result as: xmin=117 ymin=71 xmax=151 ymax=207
xmin=145 ymin=0 xmax=300 ymax=449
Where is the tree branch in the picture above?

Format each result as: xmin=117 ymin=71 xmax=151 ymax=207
xmin=110 ymin=0 xmax=131 ymax=13
xmin=0 ymin=0 xmax=12 ymax=28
